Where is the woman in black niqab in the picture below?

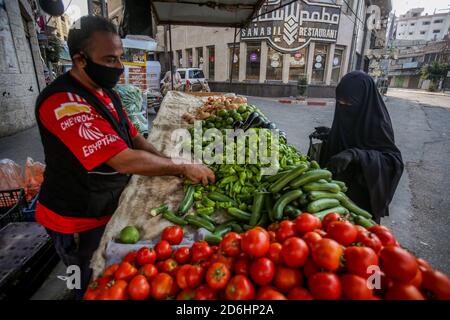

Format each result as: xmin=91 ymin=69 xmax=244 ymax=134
xmin=319 ymin=71 xmax=404 ymax=223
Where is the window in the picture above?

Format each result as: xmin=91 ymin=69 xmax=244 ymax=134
xmin=189 ymin=69 xmax=205 ymax=79
xmin=409 ymin=32 xmax=413 ymax=35
xmin=266 ymin=47 xmax=283 ymax=81
xmin=410 ymin=23 xmax=415 ymax=26
xmin=423 ymin=21 xmax=431 ymax=25
xmin=412 ymin=13 xmax=419 ymax=17
xmin=228 ymin=44 xmax=240 ymax=81
xmin=207 ymin=46 xmax=215 ymax=80
xmin=178 ymin=70 xmax=186 ymax=80
xmin=196 ymin=47 xmax=203 ymax=69
xmin=434 ymin=19 xmax=444 ymax=24
xmin=420 ymin=31 xmax=426 ymax=35
xmin=312 ymin=44 xmax=328 ymax=84
xmin=176 ymin=50 xmax=182 ymax=67
xmin=331 ymin=47 xmax=344 ymax=84
xmin=289 ymin=48 xmax=307 ymax=81
xmin=186 ymin=49 xmax=193 ymax=68
xmin=433 ymin=30 xmax=441 ymax=33
xmin=246 ymin=43 xmax=261 ymax=81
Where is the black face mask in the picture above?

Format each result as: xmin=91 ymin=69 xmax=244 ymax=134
xmin=82 ymin=53 xmax=124 ymax=89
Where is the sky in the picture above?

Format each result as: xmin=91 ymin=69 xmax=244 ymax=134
xmin=63 ymin=0 xmax=450 ymax=22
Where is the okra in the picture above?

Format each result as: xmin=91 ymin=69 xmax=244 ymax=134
xmin=289 ymin=169 xmax=332 ymax=188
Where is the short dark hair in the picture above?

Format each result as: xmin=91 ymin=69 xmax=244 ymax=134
xmin=67 ymin=15 xmax=118 ymax=58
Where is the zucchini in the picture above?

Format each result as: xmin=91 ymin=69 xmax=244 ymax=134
xmin=162 ymin=211 xmax=188 ymax=225
xmin=178 ymin=185 xmax=195 ymax=215
xmin=269 ymin=163 xmax=309 ymax=193
xmin=185 ymin=215 xmax=215 ymax=232
xmin=226 ymin=207 xmax=252 ymax=222
xmin=250 ymin=192 xmax=266 ymax=226
xmin=313 ymin=206 xmax=349 ymax=220
xmin=273 ymin=190 xmax=303 ymax=221
xmin=289 ymin=169 xmax=332 ymax=188
xmin=306 ymin=198 xmax=341 ymax=213
xmin=303 ymin=182 xmax=341 ymax=193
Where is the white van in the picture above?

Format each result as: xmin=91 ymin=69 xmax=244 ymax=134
xmin=177 ymin=68 xmax=208 ymax=89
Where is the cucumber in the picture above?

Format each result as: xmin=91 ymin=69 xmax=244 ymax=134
xmin=214 ymin=226 xmax=232 ymax=237
xmin=313 ymin=206 xmax=349 ymax=220
xmin=265 ymin=195 xmax=275 ymax=222
xmin=339 ymin=194 xmax=372 ymax=219
xmin=226 ymin=207 xmax=252 ymax=222
xmin=256 ymin=213 xmax=269 ymax=228
xmin=230 ymin=223 xmax=244 ymax=233
xmin=284 ymin=205 xmax=302 ymax=217
xmin=289 ymin=169 xmax=332 ymax=188
xmin=162 ymin=211 xmax=188 ymax=226
xmin=185 ymin=215 xmax=215 ymax=232
xmin=354 ymin=215 xmax=376 ymax=229
xmin=307 ymin=198 xmax=341 ymax=213
xmin=205 ymin=234 xmax=222 ymax=245
xmin=331 ymin=180 xmax=347 ymax=190
xmin=273 ymin=190 xmax=303 ymax=221
xmin=303 ymin=182 xmax=341 ymax=193
xmin=310 ymin=160 xmax=321 ymax=170
xmin=178 ymin=185 xmax=195 ymax=215
xmin=308 ymin=191 xmax=345 ymax=202
xmin=269 ymin=163 xmax=309 ymax=193
xmin=208 ymin=191 xmax=236 ymax=205
xmin=250 ymin=192 xmax=266 ymax=226
xmin=264 ymin=170 xmax=291 ymax=183
xmin=150 ymin=204 xmax=169 ymax=216
xmin=197 ymin=212 xmax=215 ymax=223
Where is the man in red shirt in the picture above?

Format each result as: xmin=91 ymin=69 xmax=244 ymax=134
xmin=35 ymin=16 xmax=214 ymax=298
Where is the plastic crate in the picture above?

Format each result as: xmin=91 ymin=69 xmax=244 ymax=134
xmin=22 ymin=193 xmax=39 ymax=222
xmin=0 ymin=189 xmax=26 ymax=229
xmin=0 ymin=222 xmax=59 ymax=299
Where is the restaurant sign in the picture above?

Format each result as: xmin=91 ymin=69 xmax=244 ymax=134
xmin=241 ymin=0 xmax=341 ymax=53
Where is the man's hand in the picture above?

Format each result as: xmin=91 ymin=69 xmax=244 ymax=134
xmin=182 ymin=164 xmax=216 ymax=186
xmin=326 ymin=149 xmax=358 ymax=176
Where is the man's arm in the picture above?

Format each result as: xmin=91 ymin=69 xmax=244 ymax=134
xmin=106 ymin=148 xmax=215 ymax=185
xmin=132 ymin=134 xmax=166 ymax=158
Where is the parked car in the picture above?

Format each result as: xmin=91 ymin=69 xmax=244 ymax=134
xmin=177 ymin=68 xmax=209 ymax=92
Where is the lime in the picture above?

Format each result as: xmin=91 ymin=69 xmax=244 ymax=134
xmin=218 ymin=109 xmax=228 ymax=117
xmin=119 ymin=226 xmax=140 ymax=244
xmin=226 ymin=117 xmax=235 ymax=125
xmin=233 ymin=114 xmax=243 ymax=122
xmin=206 ymin=122 xmax=215 ymax=129
xmin=238 ymin=105 xmax=247 ymax=114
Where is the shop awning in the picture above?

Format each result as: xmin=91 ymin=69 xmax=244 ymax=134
xmin=150 ymin=0 xmax=266 ymax=27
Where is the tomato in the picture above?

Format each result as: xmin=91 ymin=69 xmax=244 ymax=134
xmin=241 ymin=228 xmax=270 ymax=257
xmin=102 ymin=264 xmax=119 ymax=278
xmin=186 ymin=265 xmax=205 ymax=289
xmin=250 ymin=257 xmax=275 ymax=286
xmin=341 ymin=274 xmax=373 ymax=300
xmin=326 ymin=221 xmax=358 ymax=246
xmin=275 ymin=220 xmax=296 ymax=243
xmin=417 ymin=258 xmax=432 ymax=271
xmin=97 ymin=279 xmax=128 ymax=300
xmin=176 ymin=288 xmax=195 ymax=300
xmin=267 ymin=223 xmax=279 ymax=232
xmin=287 ymin=287 xmax=313 ymax=300
xmin=195 ymin=284 xmax=217 ymax=300
xmin=308 ymin=272 xmax=342 ymax=300
xmin=234 ymin=258 xmax=250 ymax=276
xmin=373 ymin=271 xmax=393 ymax=297
xmin=139 ymin=264 xmax=158 ymax=281
xmin=122 ymin=251 xmax=137 ymax=264
xmin=266 ymin=242 xmax=282 ymax=264
xmin=225 ymin=275 xmax=255 ymax=300
xmin=355 ymin=225 xmax=369 ymax=235
xmin=155 ymin=240 xmax=172 ymax=261
xmin=128 ymin=275 xmax=150 ymax=300
xmin=369 ymin=226 xmax=397 ymax=247
xmin=151 ymin=273 xmax=174 ymax=300
xmin=380 ymin=246 xmax=418 ymax=283
xmin=176 ymin=264 xmax=192 ymax=289
xmin=268 ymin=231 xmax=277 ymax=243
xmin=169 ymin=278 xmax=180 ymax=297
xmin=385 ymin=283 xmax=425 ymax=300
xmin=161 ymin=226 xmax=184 ymax=245
xmin=355 ymin=231 xmax=382 ymax=254
xmin=220 ymin=232 xmax=242 ymax=257
xmin=303 ymin=260 xmax=320 ymax=278
xmin=210 ymin=253 xmax=235 ymax=270
xmin=191 ymin=241 xmax=213 ymax=263
xmin=281 ymin=237 xmax=309 ymax=268
xmin=160 ymin=258 xmax=178 ymax=275
xmin=211 ymin=245 xmax=219 ymax=253
xmin=303 ymin=231 xmax=322 ymax=249
xmin=256 ymin=286 xmax=287 ymax=300
xmin=322 ymin=212 xmax=341 ymax=230
xmin=314 ymin=229 xmax=327 ymax=237
xmin=206 ymin=262 xmax=231 ymax=290
xmin=421 ymin=269 xmax=450 ymax=300
xmin=115 ymin=262 xmax=138 ymax=282
xmin=311 ymin=238 xmax=343 ymax=271
xmin=345 ymin=246 xmax=379 ymax=279
xmin=155 ymin=261 xmax=165 ymax=272
xmin=136 ymin=247 xmax=157 ymax=267
xmin=295 ymin=213 xmax=321 ymax=234
xmin=174 ymin=247 xmax=191 ymax=264
xmin=84 ymin=276 xmax=111 ymax=300
xmin=274 ymin=266 xmax=303 ymax=293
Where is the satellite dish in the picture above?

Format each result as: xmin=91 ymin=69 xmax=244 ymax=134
xmin=39 ymin=0 xmax=65 ymax=16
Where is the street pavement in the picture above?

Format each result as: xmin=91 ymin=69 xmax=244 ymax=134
xmin=248 ymin=88 xmax=450 ymax=274
xmin=1 ymin=90 xmax=449 ymax=299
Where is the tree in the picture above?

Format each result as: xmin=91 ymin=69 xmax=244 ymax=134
xmin=420 ymin=61 xmax=450 ymax=92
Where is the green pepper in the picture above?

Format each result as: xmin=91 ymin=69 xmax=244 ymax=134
xmin=239 ymin=203 xmax=248 ymax=211
xmin=196 ymin=207 xmax=215 ymax=215
xmin=239 ymin=171 xmax=247 ymax=185
xmin=233 ymin=182 xmax=242 ymax=194
xmin=193 ymin=192 xmax=202 ymax=201
xmin=195 ymin=202 xmax=205 ymax=209
xmin=220 ymin=175 xmax=238 ymax=186
xmin=202 ymin=196 xmax=216 ymax=208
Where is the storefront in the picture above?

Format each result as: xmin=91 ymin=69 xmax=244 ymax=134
xmin=155 ymin=0 xmax=360 ymax=97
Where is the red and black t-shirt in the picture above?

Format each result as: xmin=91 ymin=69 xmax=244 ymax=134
xmin=35 ymin=86 xmax=138 ymax=234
